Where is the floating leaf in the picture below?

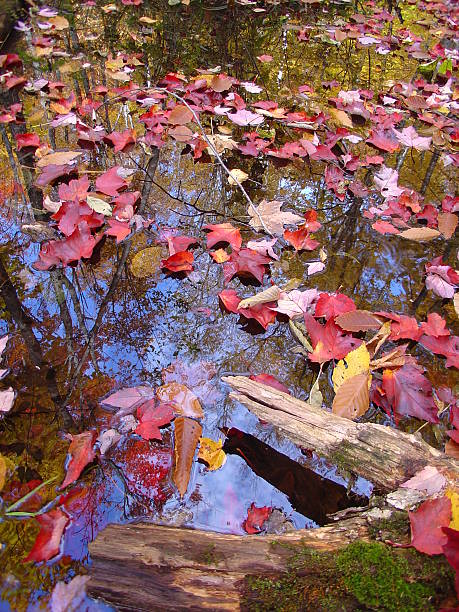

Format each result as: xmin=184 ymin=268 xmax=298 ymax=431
xmin=25 ymin=508 xmax=69 ymax=562
xmin=238 ymin=285 xmax=281 ymax=309
xmin=60 ymin=431 xmax=97 ymax=489
xmin=173 ymin=416 xmax=202 ymax=497
xmin=332 ymin=344 xmax=370 ymax=392
xmin=156 ymin=382 xmax=204 ymax=418
xmin=228 ymin=169 xmax=248 ymax=185
xmin=335 ymin=310 xmax=383 ymax=332
xmin=197 ymin=437 xmax=226 ymax=471
xmin=242 ymin=502 xmax=272 ymax=534
xmin=36 ymin=151 xmax=82 ymax=168
xmin=332 ymin=372 xmax=371 ymax=420
xmin=398 ymin=227 xmax=441 ymax=242
xmin=438 ymin=212 xmax=458 ymax=240
xmin=0 ymin=388 xmax=15 ymax=413
xmin=86 ymin=195 xmax=112 ymax=216
xmin=248 ymin=200 xmax=303 ymax=236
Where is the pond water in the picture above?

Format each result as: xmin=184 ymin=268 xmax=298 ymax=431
xmin=0 ymin=0 xmax=457 ymax=609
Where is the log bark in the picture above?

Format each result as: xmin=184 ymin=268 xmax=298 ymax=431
xmin=89 ymin=516 xmax=373 ymax=611
xmin=222 ymin=376 xmax=459 ymax=492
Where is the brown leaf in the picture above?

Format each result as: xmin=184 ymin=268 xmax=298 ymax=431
xmin=36 ymin=151 xmax=82 ymax=168
xmin=332 ymin=373 xmax=371 ymax=420
xmin=156 ymin=382 xmax=204 ymax=418
xmin=398 ymin=227 xmax=441 ymax=242
xmin=173 ymin=417 xmax=202 ymax=497
xmin=438 ymin=212 xmax=458 ymax=240
xmin=365 ymin=321 xmax=391 ymax=358
xmin=369 ymin=346 xmax=406 ymax=370
xmin=335 ymin=310 xmax=383 ymax=332
xmin=445 ymin=439 xmax=459 ymax=460
xmin=168 ymin=105 xmax=193 ymax=125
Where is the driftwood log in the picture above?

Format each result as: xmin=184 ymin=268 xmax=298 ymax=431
xmin=89 ymin=377 xmax=459 ymax=611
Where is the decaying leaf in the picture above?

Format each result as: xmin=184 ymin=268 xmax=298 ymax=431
xmin=86 ymin=195 xmax=112 ymax=216
xmin=454 ymin=293 xmax=459 ymax=318
xmin=156 ymin=382 xmax=204 ymax=418
xmin=130 ymin=246 xmax=164 ymax=278
xmin=238 ymin=285 xmax=281 ymax=309
xmin=332 ymin=372 xmax=371 ymax=420
xmin=332 ymin=343 xmax=370 ymax=392
xmin=50 ymin=575 xmax=90 ymax=612
xmin=248 ymin=200 xmax=303 ymax=236
xmin=173 ymin=416 xmax=202 ymax=497
xmin=335 ymin=310 xmax=383 ymax=332
xmin=228 ymin=169 xmax=248 ymax=185
xmin=36 ymin=151 xmax=82 ymax=168
xmin=197 ymin=437 xmax=226 ymax=471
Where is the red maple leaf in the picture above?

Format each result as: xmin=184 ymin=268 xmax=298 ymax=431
xmin=15 ymin=133 xmax=40 ymax=150
xmin=314 ymin=293 xmax=356 ymax=320
xmin=249 ymin=373 xmax=290 ymax=394
xmin=420 ymin=334 xmax=459 ymax=369
xmin=376 ymin=312 xmax=422 ymax=341
xmin=167 ymin=235 xmax=198 ymax=256
xmin=60 ymin=431 xmax=97 ymax=489
xmin=104 ymin=129 xmax=136 ymax=153
xmin=304 ymin=313 xmax=362 ymax=363
xmin=161 ymin=251 xmax=194 ymax=273
xmin=367 ymin=129 xmax=400 ymax=153
xmin=442 ymin=526 xmax=459 ymax=596
xmin=58 ymin=176 xmax=90 ymax=202
xmin=95 ymin=166 xmax=128 ymax=196
xmin=35 ymin=164 xmax=78 ymax=189
xmin=203 ymin=223 xmax=242 ymax=251
xmin=219 ymin=289 xmax=276 ymax=330
xmin=420 ymin=313 xmax=450 ymax=338
xmin=135 ymin=400 xmax=174 ymax=441
xmin=223 ymin=249 xmax=271 ymax=284
xmin=24 ymin=508 xmax=69 ymax=563
xmin=381 ymin=363 xmax=438 ymax=423
xmin=242 ymin=502 xmax=272 ymax=534
xmin=409 ymin=496 xmax=451 ymax=555
xmin=283 ymin=214 xmax=320 ymax=252
xmin=105 ymin=219 xmax=131 ymax=243
xmin=34 ymin=221 xmax=102 ymax=270
xmin=52 ymin=200 xmax=103 ymax=236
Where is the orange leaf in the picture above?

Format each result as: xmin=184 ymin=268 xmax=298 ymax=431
xmin=332 ymin=373 xmax=370 ymax=420
xmin=173 ymin=417 xmax=202 ymax=497
xmin=156 ymin=382 xmax=204 ymax=418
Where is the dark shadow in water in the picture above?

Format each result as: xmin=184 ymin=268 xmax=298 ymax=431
xmin=223 ymin=427 xmax=368 ymax=526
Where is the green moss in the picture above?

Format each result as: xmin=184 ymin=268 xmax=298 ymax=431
xmin=194 ymin=544 xmax=223 ymax=566
xmin=242 ymin=541 xmax=455 ymax=611
xmin=367 ymin=510 xmax=410 ymax=541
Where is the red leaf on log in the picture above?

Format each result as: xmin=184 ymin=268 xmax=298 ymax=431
xmin=60 ymin=431 xmax=97 ymax=489
xmin=24 ymin=508 xmax=69 ymax=562
xmin=409 ymin=496 xmax=451 ymax=555
xmin=381 ymin=363 xmax=438 ymax=423
xmin=249 ymin=374 xmax=290 ymax=394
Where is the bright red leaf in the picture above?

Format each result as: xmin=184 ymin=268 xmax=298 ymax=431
xmin=283 ymin=225 xmax=320 ymax=251
xmin=304 ymin=313 xmax=362 ymax=364
xmin=223 ymin=249 xmax=271 ymax=284
xmin=105 ymin=219 xmax=131 ymax=243
xmin=381 ymin=363 xmax=438 ymax=423
xmin=315 ymin=293 xmax=356 ymax=320
xmin=60 ymin=431 xmax=97 ymax=489
xmin=218 ymin=289 xmax=276 ymax=330
xmin=15 ymin=133 xmax=40 ymax=150
xmin=203 ymin=223 xmax=242 ymax=251
xmin=167 ymin=235 xmax=198 ymax=256
xmin=242 ymin=502 xmax=272 ymax=534
xmin=34 ymin=221 xmax=101 ymax=270
xmin=135 ymin=400 xmax=174 ymax=441
xmin=420 ymin=334 xmax=459 ymax=369
xmin=249 ymin=373 xmax=290 ymax=394
xmin=420 ymin=313 xmax=450 ymax=338
xmin=104 ymin=129 xmax=136 ymax=153
xmin=161 ymin=251 xmax=194 ymax=273
xmin=95 ymin=166 xmax=128 ymax=196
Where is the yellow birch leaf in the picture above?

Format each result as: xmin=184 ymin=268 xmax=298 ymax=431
xmin=197 ymin=437 xmax=226 ymax=471
xmin=332 ymin=343 xmax=370 ymax=392
xmin=446 ymin=488 xmax=459 ymax=531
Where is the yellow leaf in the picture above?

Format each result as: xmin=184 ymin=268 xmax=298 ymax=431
xmin=446 ymin=488 xmax=459 ymax=531
xmin=198 ymin=437 xmax=226 ymax=471
xmin=332 ymin=344 xmax=370 ymax=392
xmin=130 ymin=246 xmax=164 ymax=278
xmin=329 ymin=107 xmax=353 ymax=128
xmin=0 ymin=454 xmax=6 ymax=491
xmin=87 ymin=195 xmax=112 ymax=216
xmin=228 ymin=169 xmax=248 ymax=186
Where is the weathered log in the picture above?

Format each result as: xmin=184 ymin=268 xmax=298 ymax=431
xmin=88 ymin=515 xmax=373 ymax=611
xmin=222 ymin=376 xmax=459 ymax=492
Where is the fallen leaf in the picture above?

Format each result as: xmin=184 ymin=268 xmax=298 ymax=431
xmin=399 ymin=227 xmax=441 ymax=242
xmin=173 ymin=416 xmax=202 ymax=497
xmin=197 ymin=437 xmax=226 ymax=471
xmin=168 ymin=105 xmax=193 ymax=125
xmin=249 ymin=373 xmax=290 ymax=394
xmin=335 ymin=310 xmax=383 ymax=332
xmin=25 ymin=508 xmax=69 ymax=562
xmin=95 ymin=166 xmax=128 ymax=197
xmin=102 ymin=386 xmax=154 ymax=411
xmin=272 ymin=288 xmax=319 ymax=319
xmin=228 ymin=109 xmax=264 ymax=127
xmin=36 ymin=151 xmax=82 ymax=168
xmin=161 ymin=251 xmax=194 ymax=273
xmin=332 ymin=373 xmax=371 ymax=420
xmin=86 ymin=195 xmax=112 ymax=216
xmin=238 ymin=285 xmax=281 ymax=309
xmin=156 ymin=382 xmax=204 ymax=418
xmin=242 ymin=502 xmax=272 ymax=533
xmin=304 ymin=313 xmax=362 ymax=364
xmin=438 ymin=212 xmax=458 ymax=239
xmin=228 ymin=169 xmax=248 ymax=185
xmin=381 ymin=363 xmax=438 ymax=423
xmin=130 ymin=246 xmax=163 ymax=278
xmin=96 ymin=429 xmax=121 ymax=455
xmin=0 ymin=388 xmax=15 ymax=413
xmin=223 ymin=249 xmax=271 ymax=284
xmin=409 ymin=496 xmax=451 ymax=555
xmin=248 ymin=200 xmax=303 ymax=236
xmin=135 ymin=401 xmax=174 ymax=440
xmin=315 ymin=293 xmax=356 ymax=320
xmin=60 ymin=431 xmax=97 ymax=489
xmin=401 ymin=466 xmax=447 ymax=496
xmin=332 ymin=343 xmax=371 ymax=392
xmin=50 ymin=575 xmax=90 ymax=612
xmin=204 ymin=223 xmax=242 ymax=251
